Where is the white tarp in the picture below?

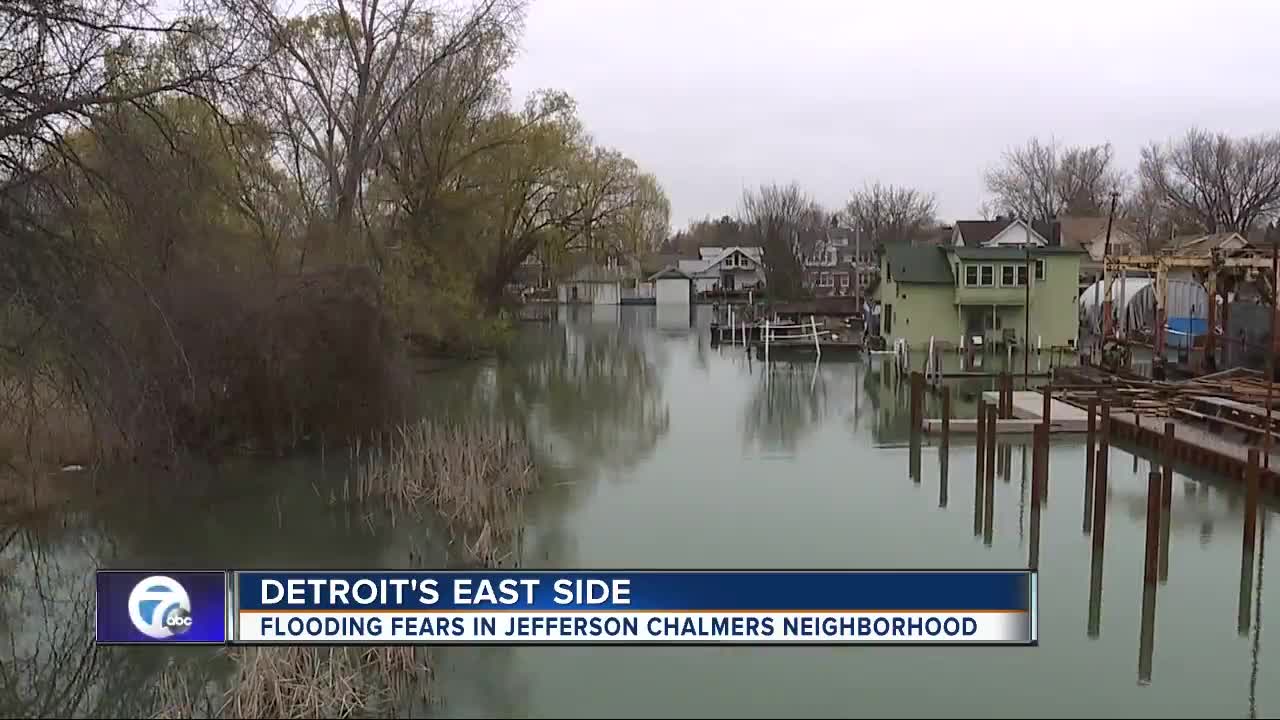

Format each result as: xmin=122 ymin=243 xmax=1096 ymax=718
xmin=1078 ymin=277 xmax=1207 ymax=335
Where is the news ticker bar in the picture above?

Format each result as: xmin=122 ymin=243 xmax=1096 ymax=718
xmin=96 ymin=570 xmax=1038 ymax=646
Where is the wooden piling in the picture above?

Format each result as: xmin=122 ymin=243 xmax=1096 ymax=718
xmin=1245 ymin=448 xmax=1259 ymax=556
xmin=1040 ymin=424 xmax=1050 ymax=507
xmin=1239 ymin=449 xmax=1260 ymax=636
xmin=941 ymin=385 xmax=951 ymax=447
xmin=975 ymin=400 xmax=987 ymax=484
xmin=1085 ymin=399 xmax=1096 ymax=482
xmin=1084 ymin=399 xmax=1096 ymax=535
xmin=1138 ymin=552 xmax=1158 ymax=685
xmin=1160 ymin=422 xmax=1174 ymax=583
xmin=1093 ymin=401 xmax=1111 ymax=548
xmin=974 ymin=402 xmax=986 ymax=537
xmin=909 ymin=371 xmax=922 ymax=433
xmin=1029 ymin=425 xmax=1043 ymax=570
xmin=984 ymin=404 xmax=996 ymax=546
xmin=1042 ymin=383 xmax=1052 ymax=427
xmin=1087 ymin=403 xmax=1110 ymax=639
xmin=1144 ymin=469 xmax=1162 ymax=585
xmin=939 ymin=439 xmax=949 ymax=508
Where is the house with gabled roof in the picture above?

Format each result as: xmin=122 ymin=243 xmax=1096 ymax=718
xmin=874 ymin=217 xmax=1085 ymax=350
xmin=677 ymin=245 xmax=765 ymax=295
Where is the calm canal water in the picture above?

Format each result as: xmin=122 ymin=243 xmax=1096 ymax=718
xmin=1 ymin=305 xmax=1274 ymax=718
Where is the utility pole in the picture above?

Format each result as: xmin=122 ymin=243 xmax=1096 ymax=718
xmin=1101 ymin=191 xmax=1119 ymax=343
xmin=1103 ymin=191 xmax=1119 ymax=258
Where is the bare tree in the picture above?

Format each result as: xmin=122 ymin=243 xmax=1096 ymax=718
xmin=841 ymin=182 xmax=936 ymax=248
xmin=1058 ymin=144 xmax=1126 ymax=216
xmin=1138 ymin=127 xmax=1280 ymax=234
xmin=739 ymin=182 xmax=826 ymax=299
xmin=983 ymin=137 xmax=1123 ymax=221
xmin=1123 ymin=178 xmax=1166 ymax=253
xmin=231 ymin=0 xmax=525 ymax=265
xmin=983 ymin=137 xmax=1059 ymax=221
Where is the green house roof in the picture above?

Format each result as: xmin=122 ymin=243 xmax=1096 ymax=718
xmin=883 ymin=245 xmax=954 ymax=284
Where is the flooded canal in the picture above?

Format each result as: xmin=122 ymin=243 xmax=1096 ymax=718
xmin=1 ymin=305 xmax=1274 ymax=718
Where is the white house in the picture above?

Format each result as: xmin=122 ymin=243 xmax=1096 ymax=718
xmin=558 ymin=264 xmax=625 ymax=305
xmin=677 ymin=246 xmax=766 ymax=294
xmin=650 ymin=267 xmax=692 ymax=305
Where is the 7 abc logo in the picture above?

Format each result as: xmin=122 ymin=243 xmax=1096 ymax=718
xmin=127 ymin=576 xmax=194 ymax=639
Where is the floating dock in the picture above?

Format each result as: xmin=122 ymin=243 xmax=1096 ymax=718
xmin=923 ymin=391 xmax=1088 ymax=434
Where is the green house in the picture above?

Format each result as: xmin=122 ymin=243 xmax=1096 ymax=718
xmin=874 ymin=220 xmax=1084 ymax=351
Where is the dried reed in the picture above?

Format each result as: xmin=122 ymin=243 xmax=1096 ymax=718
xmin=348 ymin=417 xmax=538 ymax=566
xmin=151 ymin=646 xmax=432 ymax=720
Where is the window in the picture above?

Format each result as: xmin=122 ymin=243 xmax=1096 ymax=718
xmin=1035 ymin=259 xmax=1044 ymax=280
xmin=980 ymin=265 xmax=994 ymax=287
xmin=820 ymin=272 xmax=833 ymax=287
xmin=1001 ymin=265 xmax=1028 ymax=287
xmin=965 ymin=265 xmax=979 ymax=286
xmin=837 ymin=273 xmax=849 ymax=288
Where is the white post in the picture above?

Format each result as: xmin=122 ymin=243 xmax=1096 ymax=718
xmin=1037 ymin=335 xmax=1042 ymax=353
xmin=765 ymin=318 xmax=770 ymax=364
xmin=728 ymin=305 xmax=734 ymax=342
xmin=812 ymin=315 xmax=821 ymax=359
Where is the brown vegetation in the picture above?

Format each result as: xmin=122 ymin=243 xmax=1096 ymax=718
xmin=152 ymin=646 xmax=432 ymax=719
xmin=349 ymin=418 xmax=539 ymax=566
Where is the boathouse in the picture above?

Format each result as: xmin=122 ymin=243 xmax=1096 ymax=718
xmin=558 ymin=264 xmax=625 ymax=305
xmin=651 ymin=267 xmax=693 ymax=305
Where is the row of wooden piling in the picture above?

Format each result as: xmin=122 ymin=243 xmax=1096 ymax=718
xmin=906 ymin=366 xmax=1266 ymax=684
xmin=911 ymin=371 xmax=1263 ymax=608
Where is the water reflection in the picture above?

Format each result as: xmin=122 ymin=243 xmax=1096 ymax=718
xmin=497 ymin=310 xmax=671 ymax=477
xmin=3 ymin=309 xmax=1278 ymax=718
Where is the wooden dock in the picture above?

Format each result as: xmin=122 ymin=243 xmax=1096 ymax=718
xmin=1106 ymin=409 xmax=1280 ymax=492
xmin=922 ymin=391 xmax=1088 ymax=434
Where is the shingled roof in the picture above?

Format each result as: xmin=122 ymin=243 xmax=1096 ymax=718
xmin=883 ymin=244 xmax=954 ymax=284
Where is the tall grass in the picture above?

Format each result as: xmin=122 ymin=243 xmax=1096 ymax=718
xmin=347 ymin=417 xmax=538 ymax=566
xmin=151 ymin=646 xmax=431 ymax=719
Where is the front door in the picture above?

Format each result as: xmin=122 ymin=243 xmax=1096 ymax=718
xmin=963 ymin=307 xmax=986 ymax=340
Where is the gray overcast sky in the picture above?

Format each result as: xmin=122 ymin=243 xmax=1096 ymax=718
xmin=503 ymin=0 xmax=1280 ymax=230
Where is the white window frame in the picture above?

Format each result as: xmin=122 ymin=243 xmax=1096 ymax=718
xmin=819 ymin=272 xmax=833 ymax=287
xmin=1000 ymin=265 xmax=1029 ymax=287
xmin=979 ymin=264 xmax=994 ymax=287
xmin=965 ymin=265 xmax=979 ymax=286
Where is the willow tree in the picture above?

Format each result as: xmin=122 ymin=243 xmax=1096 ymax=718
xmin=230 ymin=0 xmax=526 ymax=265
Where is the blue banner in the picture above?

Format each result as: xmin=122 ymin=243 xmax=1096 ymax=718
xmin=96 ymin=571 xmax=228 ymax=644
xmin=234 ymin=571 xmax=1030 ymax=612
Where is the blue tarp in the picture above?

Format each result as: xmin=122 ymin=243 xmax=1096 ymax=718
xmin=1165 ymin=317 xmax=1207 ymax=349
